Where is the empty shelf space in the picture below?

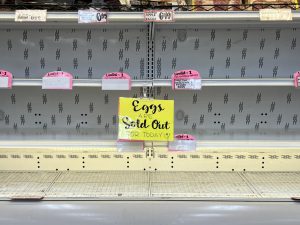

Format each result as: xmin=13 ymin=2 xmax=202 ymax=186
xmin=1 ymin=129 xmax=300 ymax=150
xmin=0 ymin=171 xmax=299 ymax=200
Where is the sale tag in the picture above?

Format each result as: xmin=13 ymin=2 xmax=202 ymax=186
xmin=118 ymin=98 xmax=174 ymax=141
xmin=102 ymin=72 xmax=131 ymax=90
xmin=144 ymin=10 xmax=174 ymax=23
xmin=78 ymin=10 xmax=108 ymax=24
xmin=0 ymin=70 xmax=13 ymax=89
xmin=15 ymin=10 xmax=47 ymax=22
xmin=259 ymin=9 xmax=292 ymax=21
xmin=172 ymin=69 xmax=201 ymax=90
xmin=169 ymin=134 xmax=196 ymax=151
xmin=42 ymin=71 xmax=73 ymax=90
xmin=294 ymin=71 xmax=300 ymax=88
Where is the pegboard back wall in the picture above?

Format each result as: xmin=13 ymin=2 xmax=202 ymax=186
xmin=158 ymin=87 xmax=300 ymax=134
xmin=0 ymin=25 xmax=299 ymax=143
xmin=0 ymin=25 xmax=148 ymax=79
xmin=154 ymin=27 xmax=299 ymax=79
xmin=0 ymin=87 xmax=145 ymax=140
xmin=0 ymin=87 xmax=300 ymax=142
xmin=0 ymin=26 xmax=299 ymax=79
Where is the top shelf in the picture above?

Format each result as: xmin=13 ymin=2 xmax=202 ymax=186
xmin=1 ymin=11 xmax=300 ymax=24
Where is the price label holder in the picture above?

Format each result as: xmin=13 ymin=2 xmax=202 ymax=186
xmin=118 ymin=97 xmax=174 ymax=141
xmin=116 ymin=140 xmax=144 ymax=152
xmin=102 ymin=72 xmax=131 ymax=90
xmin=78 ymin=9 xmax=108 ymax=24
xmin=42 ymin=71 xmax=73 ymax=90
xmin=168 ymin=134 xmax=196 ymax=152
xmin=259 ymin=9 xmax=292 ymax=21
xmin=15 ymin=10 xmax=47 ymax=22
xmin=0 ymin=70 xmax=13 ymax=89
xmin=172 ymin=69 xmax=201 ymax=90
xmin=144 ymin=10 xmax=174 ymax=23
xmin=294 ymin=71 xmax=300 ymax=88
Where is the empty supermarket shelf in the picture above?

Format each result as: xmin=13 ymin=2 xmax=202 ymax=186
xmin=0 ymin=171 xmax=299 ymax=200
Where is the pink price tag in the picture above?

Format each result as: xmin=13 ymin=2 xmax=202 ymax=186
xmin=175 ymin=134 xmax=196 ymax=141
xmin=0 ymin=70 xmax=13 ymax=89
xmin=171 ymin=70 xmax=202 ymax=90
xmin=102 ymin=72 xmax=131 ymax=90
xmin=294 ymin=71 xmax=300 ymax=88
xmin=168 ymin=134 xmax=197 ymax=152
xmin=42 ymin=71 xmax=73 ymax=90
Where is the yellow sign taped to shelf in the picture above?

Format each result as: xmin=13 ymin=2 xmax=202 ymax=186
xmin=118 ymin=97 xmax=174 ymax=141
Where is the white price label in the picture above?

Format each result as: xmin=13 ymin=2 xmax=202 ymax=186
xmin=102 ymin=79 xmax=130 ymax=90
xmin=78 ymin=10 xmax=108 ymax=24
xmin=169 ymin=140 xmax=197 ymax=152
xmin=15 ymin=10 xmax=47 ymax=22
xmin=144 ymin=10 xmax=174 ymax=22
xmin=42 ymin=77 xmax=72 ymax=90
xmin=174 ymin=79 xmax=202 ymax=90
xmin=0 ymin=77 xmax=9 ymax=88
xmin=259 ymin=9 xmax=292 ymax=21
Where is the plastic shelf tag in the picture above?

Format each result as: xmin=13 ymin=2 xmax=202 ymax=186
xmin=78 ymin=10 xmax=108 ymax=24
xmin=172 ymin=69 xmax=201 ymax=90
xmin=144 ymin=10 xmax=174 ymax=23
xmin=15 ymin=10 xmax=47 ymax=22
xmin=0 ymin=70 xmax=13 ymax=89
xmin=116 ymin=140 xmax=144 ymax=152
xmin=42 ymin=71 xmax=73 ymax=90
xmin=168 ymin=134 xmax=197 ymax=152
xmin=259 ymin=9 xmax=292 ymax=21
xmin=118 ymin=97 xmax=174 ymax=141
xmin=102 ymin=72 xmax=131 ymax=90
xmin=294 ymin=71 xmax=300 ymax=88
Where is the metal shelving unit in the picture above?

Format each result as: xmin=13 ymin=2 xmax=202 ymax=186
xmin=0 ymin=11 xmax=300 ymax=23
xmin=10 ymin=78 xmax=296 ymax=87
xmin=0 ymin=6 xmax=300 ymax=225
xmin=0 ymin=8 xmax=300 ymax=210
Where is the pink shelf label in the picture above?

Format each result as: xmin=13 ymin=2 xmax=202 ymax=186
xmin=294 ymin=71 xmax=300 ymax=88
xmin=102 ymin=72 xmax=131 ymax=90
xmin=42 ymin=71 xmax=73 ymax=90
xmin=168 ymin=133 xmax=197 ymax=152
xmin=175 ymin=134 xmax=196 ymax=141
xmin=0 ymin=70 xmax=13 ymax=89
xmin=171 ymin=70 xmax=201 ymax=90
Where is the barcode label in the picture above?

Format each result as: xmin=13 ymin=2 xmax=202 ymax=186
xmin=0 ymin=77 xmax=9 ymax=88
xmin=78 ymin=10 xmax=108 ymax=24
xmin=260 ymin=9 xmax=292 ymax=21
xmin=42 ymin=77 xmax=72 ymax=90
xmin=174 ymin=79 xmax=202 ymax=90
xmin=15 ymin=10 xmax=47 ymax=22
xmin=102 ymin=79 xmax=130 ymax=90
xmin=144 ymin=10 xmax=174 ymax=23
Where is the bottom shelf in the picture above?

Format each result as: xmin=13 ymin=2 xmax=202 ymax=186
xmin=0 ymin=171 xmax=299 ymax=200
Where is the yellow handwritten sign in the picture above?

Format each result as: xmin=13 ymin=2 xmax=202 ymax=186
xmin=118 ymin=97 xmax=174 ymax=141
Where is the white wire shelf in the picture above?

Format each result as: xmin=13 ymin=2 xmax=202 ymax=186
xmin=0 ymin=11 xmax=300 ymax=24
xmin=9 ymin=78 xmax=295 ymax=88
xmin=0 ymin=171 xmax=300 ymax=200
